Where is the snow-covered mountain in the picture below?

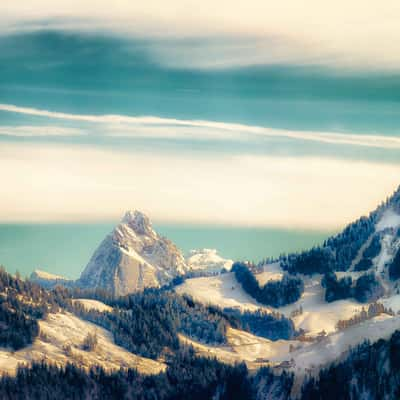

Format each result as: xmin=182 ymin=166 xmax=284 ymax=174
xmin=78 ymin=210 xmax=190 ymax=296
xmin=186 ymin=248 xmax=233 ymax=273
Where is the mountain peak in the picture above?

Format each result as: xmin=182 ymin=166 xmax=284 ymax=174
xmin=79 ymin=210 xmax=189 ymax=295
xmin=121 ymin=210 xmax=153 ymax=235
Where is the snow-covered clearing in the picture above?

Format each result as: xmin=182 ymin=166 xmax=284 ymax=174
xmin=177 ymin=272 xmax=365 ymax=336
xmin=184 ymin=313 xmax=400 ymax=395
xmin=73 ymin=298 xmax=113 ymax=313
xmin=335 ymin=271 xmax=364 ymax=280
xmin=349 ymin=233 xmax=375 ymax=270
xmin=256 ymin=262 xmax=284 ymax=286
xmin=175 ymin=272 xmax=263 ymax=311
xmin=278 ymin=276 xmax=364 ymax=335
xmin=180 ymin=327 xmax=296 ymax=371
xmin=381 ymin=294 xmax=400 ymax=312
xmin=0 ymin=312 xmax=165 ymax=376
xmin=375 ymin=234 xmax=397 ymax=275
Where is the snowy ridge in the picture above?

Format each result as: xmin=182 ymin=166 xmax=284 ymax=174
xmin=186 ymin=248 xmax=233 ymax=273
xmin=31 ymin=269 xmax=69 ymax=281
xmin=30 ymin=269 xmax=72 ymax=289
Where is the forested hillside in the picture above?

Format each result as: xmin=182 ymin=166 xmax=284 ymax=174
xmin=0 ymin=267 xmax=70 ymax=349
xmin=0 ymin=351 xmax=294 ymax=400
xmin=301 ymin=330 xmax=400 ymax=400
xmin=279 ymin=186 xmax=400 ymax=275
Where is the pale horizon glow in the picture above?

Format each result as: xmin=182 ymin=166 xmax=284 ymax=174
xmin=0 ymin=142 xmax=398 ymax=229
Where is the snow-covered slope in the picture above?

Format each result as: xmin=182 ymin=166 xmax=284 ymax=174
xmin=183 ymin=313 xmax=400 ymax=388
xmin=176 ymin=268 xmax=365 ymax=336
xmin=179 ymin=327 xmax=295 ymax=370
xmin=177 ymin=189 xmax=400 ymax=386
xmin=186 ymin=248 xmax=233 ymax=272
xmin=79 ymin=210 xmax=190 ymax=296
xmin=175 ymin=272 xmax=263 ymax=311
xmin=0 ymin=311 xmax=165 ymax=376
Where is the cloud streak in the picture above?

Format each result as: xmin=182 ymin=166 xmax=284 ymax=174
xmin=2 ymin=103 xmax=400 ymax=150
xmin=0 ymin=125 xmax=84 ymax=137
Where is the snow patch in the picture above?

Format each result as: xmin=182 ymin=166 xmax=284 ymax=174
xmin=73 ymin=299 xmax=113 ymax=313
xmin=376 ymin=209 xmax=400 ymax=232
xmin=256 ymin=262 xmax=284 ymax=286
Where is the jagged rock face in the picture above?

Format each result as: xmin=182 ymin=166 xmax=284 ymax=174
xmin=79 ymin=210 xmax=189 ymax=296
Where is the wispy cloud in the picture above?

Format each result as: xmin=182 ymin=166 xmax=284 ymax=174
xmin=0 ymin=125 xmax=84 ymax=137
xmin=2 ymin=103 xmax=400 ymax=150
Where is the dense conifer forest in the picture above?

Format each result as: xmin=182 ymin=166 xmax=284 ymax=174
xmin=72 ymin=288 xmax=298 ymax=359
xmin=0 ymin=267 xmax=71 ymax=350
xmin=389 ymin=248 xmax=400 ymax=280
xmin=4 ymin=328 xmax=400 ymax=400
xmin=321 ymin=271 xmax=384 ymax=303
xmin=278 ymin=188 xmax=400 ymax=277
xmin=232 ymin=262 xmax=304 ymax=307
xmin=0 ymin=349 xmax=294 ymax=400
xmin=301 ymin=330 xmax=400 ymax=400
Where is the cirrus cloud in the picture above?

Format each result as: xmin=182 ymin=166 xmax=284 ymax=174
xmin=2 ymin=103 xmax=400 ymax=150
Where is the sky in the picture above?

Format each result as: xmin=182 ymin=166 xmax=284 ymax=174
xmin=0 ymin=1 xmax=400 ymax=228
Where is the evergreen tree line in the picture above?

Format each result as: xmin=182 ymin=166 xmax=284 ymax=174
xmin=321 ymin=271 xmax=384 ymax=303
xmin=389 ymin=247 xmax=400 ymax=280
xmin=280 ymin=216 xmax=377 ymax=275
xmin=0 ymin=348 xmax=294 ymax=400
xmin=71 ymin=290 xmax=232 ymax=359
xmin=0 ymin=265 xmax=299 ymax=356
xmin=354 ymin=234 xmax=382 ymax=271
xmin=301 ymin=329 xmax=400 ymax=400
xmin=71 ymin=289 xmax=298 ymax=359
xmin=278 ymin=186 xmax=400 ymax=275
xmin=223 ymin=308 xmax=296 ymax=340
xmin=0 ymin=267 xmax=71 ymax=350
xmin=335 ymin=302 xmax=394 ymax=331
xmin=3 ymin=325 xmax=400 ymax=399
xmin=232 ymin=262 xmax=304 ymax=307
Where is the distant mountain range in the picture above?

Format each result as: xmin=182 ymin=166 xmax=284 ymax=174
xmin=31 ymin=210 xmax=233 ymax=295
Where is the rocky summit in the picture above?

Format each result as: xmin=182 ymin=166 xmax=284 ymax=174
xmin=78 ymin=210 xmax=189 ymax=296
